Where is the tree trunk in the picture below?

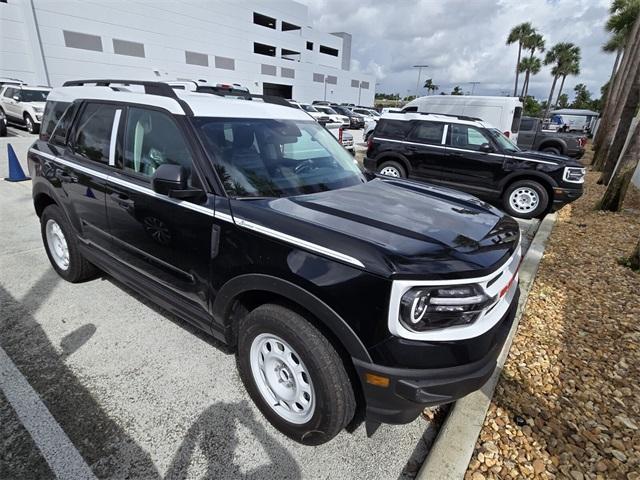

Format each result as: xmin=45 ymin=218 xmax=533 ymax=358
xmin=594 ymin=48 xmax=628 ymax=153
xmin=629 ymin=238 xmax=640 ymax=270
xmin=593 ymin=20 xmax=640 ymax=170
xmin=599 ymin=83 xmax=640 ymax=185
xmin=544 ymin=75 xmax=558 ymax=119
xmin=520 ymin=71 xmax=528 ymax=98
xmin=513 ymin=43 xmax=522 ymax=97
xmin=611 ymin=48 xmax=622 ymax=80
xmin=598 ymin=116 xmax=640 ymax=211
xmin=555 ymin=75 xmax=567 ymax=106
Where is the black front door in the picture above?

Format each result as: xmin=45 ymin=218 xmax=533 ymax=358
xmin=443 ymin=123 xmax=505 ymax=196
xmin=105 ymin=106 xmax=214 ymax=317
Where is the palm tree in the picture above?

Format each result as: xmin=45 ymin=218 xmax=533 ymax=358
xmin=506 ymin=22 xmax=534 ymax=96
xmin=554 ymin=48 xmax=581 ymax=105
xmin=423 ymin=79 xmax=439 ymax=95
xmin=543 ymin=42 xmax=581 ymax=118
xmin=518 ymin=56 xmax=541 ymax=98
xmin=451 ymin=86 xmax=464 ymax=95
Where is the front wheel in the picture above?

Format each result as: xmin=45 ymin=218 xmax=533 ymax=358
xmin=503 ymin=180 xmax=549 ymax=219
xmin=237 ymin=304 xmax=356 ymax=445
xmin=25 ymin=114 xmax=39 ymax=134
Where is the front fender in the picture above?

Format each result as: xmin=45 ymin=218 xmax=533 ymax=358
xmin=213 ymin=273 xmax=373 ymax=362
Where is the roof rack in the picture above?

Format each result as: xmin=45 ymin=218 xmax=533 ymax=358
xmin=398 ymin=110 xmax=483 ymax=122
xmin=61 ymin=79 xmax=194 ymax=115
xmin=249 ymin=94 xmax=297 ymax=109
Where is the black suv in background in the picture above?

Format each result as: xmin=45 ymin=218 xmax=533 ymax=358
xmin=330 ymin=104 xmax=365 ymax=129
xmin=365 ymin=112 xmax=585 ymax=219
xmin=30 ymin=80 xmax=522 ymax=445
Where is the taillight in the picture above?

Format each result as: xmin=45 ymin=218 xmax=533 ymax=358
xmin=503 ymin=131 xmax=510 ymax=138
xmin=338 ymin=127 xmax=343 ymax=143
xmin=367 ymin=134 xmax=374 ymax=150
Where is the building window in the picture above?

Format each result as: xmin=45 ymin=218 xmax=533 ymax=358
xmin=261 ymin=64 xmax=277 ymax=76
xmin=326 ymin=75 xmax=337 ymax=85
xmin=185 ymin=51 xmax=208 ymax=66
xmin=63 ymin=31 xmax=103 ymax=52
xmin=112 ymin=39 xmax=145 ymax=58
xmin=253 ymin=12 xmax=276 ymax=29
xmin=319 ymin=45 xmax=339 ymax=57
xmin=351 ymin=79 xmax=360 ymax=88
xmin=361 ymin=81 xmax=370 ymax=89
xmin=306 ymin=41 xmax=313 ymax=51
xmin=215 ymin=56 xmax=235 ymax=70
xmin=282 ymin=21 xmax=301 ymax=32
xmin=254 ymin=42 xmax=276 ymax=57
xmin=281 ymin=67 xmax=295 ymax=79
xmin=281 ymin=48 xmax=300 ymax=61
xmin=313 ymin=73 xmax=324 ymax=83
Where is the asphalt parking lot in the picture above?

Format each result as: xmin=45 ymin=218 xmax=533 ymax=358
xmin=0 ymin=133 xmax=539 ymax=480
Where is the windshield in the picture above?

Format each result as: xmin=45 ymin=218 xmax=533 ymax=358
xmin=194 ymin=118 xmax=365 ymax=198
xmin=20 ymin=90 xmax=49 ymax=102
xmin=300 ymin=104 xmax=318 ymax=113
xmin=488 ymin=128 xmax=520 ymax=153
xmin=318 ymin=107 xmax=338 ymax=115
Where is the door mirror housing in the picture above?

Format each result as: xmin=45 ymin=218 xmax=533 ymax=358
xmin=152 ymin=164 xmax=204 ymax=200
xmin=479 ymin=143 xmax=494 ymax=153
xmin=13 ymin=95 xmax=20 ymax=102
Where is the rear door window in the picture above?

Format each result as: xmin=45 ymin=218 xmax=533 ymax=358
xmin=375 ymin=119 xmax=412 ymax=140
xmin=71 ymin=103 xmax=118 ymax=164
xmin=519 ymin=118 xmax=535 ymax=131
xmin=407 ymin=121 xmax=444 ymax=145
xmin=511 ymin=107 xmax=523 ymax=133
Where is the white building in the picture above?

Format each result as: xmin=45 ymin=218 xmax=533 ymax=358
xmin=0 ymin=0 xmax=376 ymax=105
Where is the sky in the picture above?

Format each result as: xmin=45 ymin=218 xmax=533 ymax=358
xmin=298 ymin=0 xmax=615 ymax=102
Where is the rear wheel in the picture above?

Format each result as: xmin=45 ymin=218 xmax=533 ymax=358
xmin=503 ymin=180 xmax=549 ymax=219
xmin=377 ymin=160 xmax=406 ymax=178
xmin=237 ymin=304 xmax=356 ymax=445
xmin=541 ymin=146 xmax=561 ymax=155
xmin=41 ymin=205 xmax=98 ymax=282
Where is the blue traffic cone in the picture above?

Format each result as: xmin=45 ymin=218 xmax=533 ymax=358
xmin=4 ymin=143 xmax=30 ymax=182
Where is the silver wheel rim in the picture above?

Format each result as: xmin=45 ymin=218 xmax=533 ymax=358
xmin=45 ymin=219 xmax=70 ymax=270
xmin=509 ymin=187 xmax=539 ymax=213
xmin=26 ymin=117 xmax=33 ymax=133
xmin=380 ymin=166 xmax=401 ymax=177
xmin=250 ymin=333 xmax=315 ymax=424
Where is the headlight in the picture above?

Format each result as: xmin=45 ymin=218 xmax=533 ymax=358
xmin=399 ymin=285 xmax=495 ymax=331
xmin=33 ymin=106 xmax=44 ymax=113
xmin=563 ymin=167 xmax=585 ymax=183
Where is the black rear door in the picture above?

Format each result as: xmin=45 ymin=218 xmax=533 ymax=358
xmin=403 ymin=120 xmax=447 ymax=180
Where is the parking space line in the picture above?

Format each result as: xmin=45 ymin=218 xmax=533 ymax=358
xmin=0 ymin=345 xmax=97 ymax=480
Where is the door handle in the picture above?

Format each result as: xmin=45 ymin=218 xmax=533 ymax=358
xmin=115 ymin=193 xmax=135 ymax=209
xmin=59 ymin=172 xmax=76 ymax=183
xmin=448 ymin=152 xmax=463 ymax=157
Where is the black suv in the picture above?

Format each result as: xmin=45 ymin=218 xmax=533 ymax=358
xmin=29 ymin=80 xmax=522 ymax=445
xmin=330 ymin=105 xmax=365 ymax=129
xmin=365 ymin=112 xmax=585 ymax=219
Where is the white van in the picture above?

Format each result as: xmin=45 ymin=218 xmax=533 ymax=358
xmin=403 ymin=95 xmax=523 ymax=141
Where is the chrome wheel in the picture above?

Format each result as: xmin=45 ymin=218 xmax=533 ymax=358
xmin=379 ymin=166 xmax=401 ymax=177
xmin=45 ymin=219 xmax=70 ymax=270
xmin=25 ymin=116 xmax=34 ymax=134
xmin=509 ymin=187 xmax=539 ymax=213
xmin=250 ymin=333 xmax=315 ymax=424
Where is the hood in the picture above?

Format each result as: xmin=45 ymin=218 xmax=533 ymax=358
xmin=229 ymin=178 xmax=520 ymax=279
xmin=513 ymin=149 xmax=583 ymax=166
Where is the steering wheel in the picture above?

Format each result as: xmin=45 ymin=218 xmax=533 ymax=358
xmin=294 ymin=159 xmax=315 ymax=174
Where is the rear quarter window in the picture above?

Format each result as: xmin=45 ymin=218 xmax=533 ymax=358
xmin=375 ymin=119 xmax=412 ymax=140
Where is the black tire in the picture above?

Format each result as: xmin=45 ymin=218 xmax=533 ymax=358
xmin=541 ymin=146 xmax=561 ymax=155
xmin=40 ymin=205 xmax=98 ymax=282
xmin=502 ymin=180 xmax=549 ymax=219
xmin=25 ymin=114 xmax=39 ymax=134
xmin=377 ymin=160 xmax=406 ymax=178
xmin=237 ymin=304 xmax=356 ymax=445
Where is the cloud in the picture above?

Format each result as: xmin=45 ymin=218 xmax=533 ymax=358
xmin=298 ymin=0 xmax=614 ymax=100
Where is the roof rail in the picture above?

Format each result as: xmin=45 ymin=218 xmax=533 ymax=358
xmin=398 ymin=110 xmax=483 ymax=122
xmin=249 ymin=94 xmax=297 ymax=109
xmin=61 ymin=79 xmax=194 ymax=115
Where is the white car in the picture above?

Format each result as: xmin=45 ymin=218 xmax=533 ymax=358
xmin=290 ymin=102 xmax=334 ymax=124
xmin=0 ymin=85 xmax=51 ymax=134
xmin=313 ymin=105 xmax=350 ymax=128
xmin=363 ymin=119 xmax=377 ymax=142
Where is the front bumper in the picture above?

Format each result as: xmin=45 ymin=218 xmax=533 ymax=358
xmin=551 ymin=186 xmax=583 ymax=211
xmin=353 ymin=287 xmax=519 ymax=425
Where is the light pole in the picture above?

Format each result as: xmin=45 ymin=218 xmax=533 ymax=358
xmin=468 ymin=82 xmax=480 ymax=95
xmin=323 ymin=77 xmax=328 ymax=101
xmin=413 ymin=64 xmax=428 ymax=98
xmin=358 ymin=81 xmax=363 ymax=105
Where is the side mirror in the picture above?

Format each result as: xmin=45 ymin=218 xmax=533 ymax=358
xmin=13 ymin=96 xmax=20 ymax=102
xmin=152 ymin=164 xmax=204 ymax=200
xmin=479 ymin=143 xmax=494 ymax=153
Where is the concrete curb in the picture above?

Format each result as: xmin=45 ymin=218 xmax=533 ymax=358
xmin=416 ymin=213 xmax=558 ymax=480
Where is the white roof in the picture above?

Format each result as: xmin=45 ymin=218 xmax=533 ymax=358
xmin=551 ymin=108 xmax=599 ymax=116
xmin=381 ymin=111 xmax=491 ymax=128
xmin=15 ymin=85 xmax=52 ymax=91
xmin=46 ymin=85 xmax=312 ymax=121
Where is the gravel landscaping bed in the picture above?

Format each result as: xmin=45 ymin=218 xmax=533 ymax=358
xmin=465 ymin=169 xmax=640 ymax=480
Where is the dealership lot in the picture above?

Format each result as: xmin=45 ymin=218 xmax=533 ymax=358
xmin=1 ymin=137 xmax=538 ymax=479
